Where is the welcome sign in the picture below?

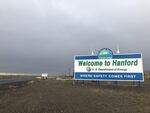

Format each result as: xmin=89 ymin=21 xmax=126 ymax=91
xmin=74 ymin=48 xmax=144 ymax=81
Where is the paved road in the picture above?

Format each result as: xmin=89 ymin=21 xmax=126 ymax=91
xmin=0 ymin=77 xmax=35 ymax=85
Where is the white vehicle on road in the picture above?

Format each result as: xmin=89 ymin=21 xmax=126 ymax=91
xmin=41 ymin=73 xmax=48 ymax=79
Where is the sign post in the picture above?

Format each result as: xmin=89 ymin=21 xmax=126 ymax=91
xmin=74 ymin=48 xmax=144 ymax=82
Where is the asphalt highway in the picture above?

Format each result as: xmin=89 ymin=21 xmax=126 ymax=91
xmin=0 ymin=77 xmax=35 ymax=85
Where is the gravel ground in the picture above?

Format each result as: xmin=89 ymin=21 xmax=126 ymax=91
xmin=0 ymin=79 xmax=150 ymax=113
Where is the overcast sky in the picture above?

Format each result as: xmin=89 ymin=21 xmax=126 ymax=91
xmin=0 ymin=0 xmax=150 ymax=74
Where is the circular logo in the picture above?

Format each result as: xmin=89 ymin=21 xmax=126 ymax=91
xmin=86 ymin=67 xmax=91 ymax=72
xmin=98 ymin=48 xmax=113 ymax=59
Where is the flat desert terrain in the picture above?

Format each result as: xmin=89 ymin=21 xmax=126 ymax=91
xmin=0 ymin=77 xmax=150 ymax=113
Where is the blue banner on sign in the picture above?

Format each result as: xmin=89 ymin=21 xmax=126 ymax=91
xmin=75 ymin=54 xmax=142 ymax=60
xmin=75 ymin=72 xmax=143 ymax=81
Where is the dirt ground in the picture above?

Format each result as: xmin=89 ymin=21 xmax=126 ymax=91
xmin=0 ymin=79 xmax=150 ymax=113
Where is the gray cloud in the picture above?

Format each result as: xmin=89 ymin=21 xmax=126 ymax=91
xmin=0 ymin=0 xmax=150 ymax=73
